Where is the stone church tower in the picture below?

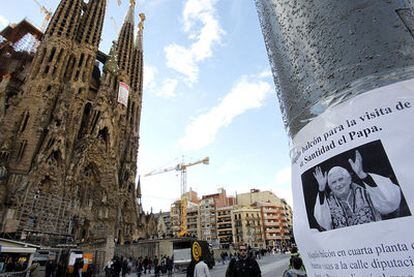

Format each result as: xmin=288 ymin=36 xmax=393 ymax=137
xmin=0 ymin=0 xmax=145 ymax=245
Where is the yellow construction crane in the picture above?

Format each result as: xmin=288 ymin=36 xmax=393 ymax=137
xmin=31 ymin=0 xmax=52 ymax=31
xmin=110 ymin=16 xmax=119 ymax=32
xmin=144 ymin=157 xmax=210 ymax=237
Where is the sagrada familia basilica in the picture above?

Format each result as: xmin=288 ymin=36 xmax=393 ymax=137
xmin=0 ymin=0 xmax=158 ymax=246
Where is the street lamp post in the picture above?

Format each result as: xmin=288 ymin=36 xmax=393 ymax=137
xmin=255 ymin=1 xmax=414 ymax=275
xmin=255 ymin=0 xmax=414 ymax=138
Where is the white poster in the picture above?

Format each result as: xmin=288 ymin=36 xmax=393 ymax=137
xmin=118 ymin=82 xmax=129 ymax=107
xmin=292 ymin=79 xmax=414 ymax=276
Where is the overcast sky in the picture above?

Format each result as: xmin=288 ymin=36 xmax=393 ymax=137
xmin=0 ymin=0 xmax=292 ymax=213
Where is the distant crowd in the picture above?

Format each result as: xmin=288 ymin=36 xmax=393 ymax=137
xmin=105 ymin=255 xmax=174 ymax=277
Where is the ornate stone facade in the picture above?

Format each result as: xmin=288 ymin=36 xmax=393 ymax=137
xmin=0 ymin=0 xmax=145 ymax=246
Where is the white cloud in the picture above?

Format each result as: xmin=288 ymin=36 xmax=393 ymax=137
xmin=143 ymin=64 xmax=158 ymax=90
xmin=258 ymin=70 xmax=272 ymax=78
xmin=179 ymin=73 xmax=272 ymax=150
xmin=155 ymin=78 xmax=178 ymax=98
xmin=165 ymin=44 xmax=197 ymax=83
xmin=164 ymin=0 xmax=224 ymax=83
xmin=0 ymin=15 xmax=9 ymax=28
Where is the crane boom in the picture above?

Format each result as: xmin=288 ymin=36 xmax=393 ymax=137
xmin=144 ymin=157 xmax=209 ymax=178
xmin=32 ymin=0 xmax=42 ymax=8
xmin=143 ymin=165 xmax=178 ymax=177
xmin=31 ymin=0 xmax=52 ymax=31
xmin=144 ymin=156 xmax=209 ymax=237
xmin=179 ymin=157 xmax=209 ymax=170
xmin=110 ymin=16 xmax=119 ymax=33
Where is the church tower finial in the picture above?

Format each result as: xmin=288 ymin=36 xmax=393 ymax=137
xmin=116 ymin=0 xmax=136 ymax=76
xmin=44 ymin=0 xmax=83 ymax=39
xmin=136 ymin=13 xmax=145 ymax=51
xmin=76 ymin=0 xmax=107 ymax=48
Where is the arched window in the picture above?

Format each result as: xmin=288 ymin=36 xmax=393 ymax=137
xmin=97 ymin=127 xmax=110 ymax=151
xmin=16 ymin=140 xmax=27 ymax=162
xmin=19 ymin=110 xmax=30 ymax=133
xmin=78 ymin=103 xmax=92 ymax=139
xmin=63 ymin=54 xmax=76 ymax=81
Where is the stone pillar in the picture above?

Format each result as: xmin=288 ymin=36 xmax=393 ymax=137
xmin=255 ymin=0 xmax=414 ymax=138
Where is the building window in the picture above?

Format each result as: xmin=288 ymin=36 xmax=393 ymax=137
xmin=19 ymin=111 xmax=30 ymax=132
xmin=16 ymin=140 xmax=27 ymax=162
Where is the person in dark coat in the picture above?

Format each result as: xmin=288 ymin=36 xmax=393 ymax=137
xmin=56 ymin=261 xmax=66 ymax=277
xmin=166 ymin=256 xmax=173 ymax=277
xmin=283 ymin=257 xmax=307 ymax=277
xmin=45 ymin=259 xmax=56 ymax=277
xmin=143 ymin=257 xmax=148 ymax=274
xmin=121 ymin=258 xmax=128 ymax=277
xmin=153 ymin=257 xmax=160 ymax=277
xmin=226 ymin=245 xmax=261 ymax=277
xmin=73 ymin=258 xmax=84 ymax=277
xmin=225 ymin=258 xmax=236 ymax=277
xmin=137 ymin=257 xmax=143 ymax=277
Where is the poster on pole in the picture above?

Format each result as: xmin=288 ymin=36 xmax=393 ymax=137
xmin=291 ymin=79 xmax=414 ymax=276
xmin=117 ymin=82 xmax=129 ymax=107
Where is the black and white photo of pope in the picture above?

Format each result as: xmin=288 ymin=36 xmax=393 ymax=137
xmin=301 ymin=140 xmax=411 ymax=232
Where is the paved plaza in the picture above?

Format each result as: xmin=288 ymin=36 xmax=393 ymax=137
xmin=125 ymin=254 xmax=290 ymax=277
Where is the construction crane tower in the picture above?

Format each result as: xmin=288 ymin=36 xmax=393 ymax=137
xmin=31 ymin=0 xmax=52 ymax=31
xmin=144 ymin=157 xmax=210 ymax=237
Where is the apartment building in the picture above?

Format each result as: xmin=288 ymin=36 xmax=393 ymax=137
xmin=199 ymin=197 xmax=217 ymax=244
xmin=155 ymin=211 xmax=172 ymax=238
xmin=231 ymin=206 xmax=265 ymax=248
xmin=237 ymin=189 xmax=284 ymax=206
xmin=166 ymin=188 xmax=292 ymax=248
xmin=170 ymin=200 xmax=181 ymax=237
xmin=187 ymin=203 xmax=201 ymax=238
xmin=199 ymin=188 xmax=236 ymax=245
xmin=255 ymin=201 xmax=292 ymax=247
xmin=216 ymin=206 xmax=233 ymax=248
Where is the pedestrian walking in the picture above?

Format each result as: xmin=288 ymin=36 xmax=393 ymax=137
xmin=56 ymin=261 xmax=66 ymax=277
xmin=226 ymin=245 xmax=261 ymax=277
xmin=74 ymin=258 xmax=84 ymax=277
xmin=166 ymin=256 xmax=173 ymax=277
xmin=45 ymin=259 xmax=56 ymax=277
xmin=154 ymin=257 xmax=160 ymax=277
xmin=221 ymin=252 xmax=226 ymax=265
xmin=194 ymin=258 xmax=211 ymax=277
xmin=283 ymin=257 xmax=307 ymax=277
xmin=137 ymin=257 xmax=143 ymax=277
xmin=143 ymin=257 xmax=148 ymax=274
xmin=289 ymin=247 xmax=305 ymax=271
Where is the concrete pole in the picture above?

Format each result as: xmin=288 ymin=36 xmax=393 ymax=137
xmin=255 ymin=0 xmax=414 ymax=138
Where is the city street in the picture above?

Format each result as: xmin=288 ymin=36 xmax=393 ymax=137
xmin=198 ymin=254 xmax=290 ymax=277
xmin=126 ymin=254 xmax=290 ymax=277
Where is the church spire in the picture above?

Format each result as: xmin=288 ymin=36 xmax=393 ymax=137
xmin=124 ymin=0 xmax=136 ymax=24
xmin=116 ymin=0 xmax=136 ymax=77
xmin=128 ymin=13 xmax=145 ymax=136
xmin=76 ymin=0 xmax=107 ymax=48
xmin=136 ymin=175 xmax=142 ymax=198
xmin=131 ymin=13 xmax=145 ymax=93
xmin=135 ymin=13 xmax=145 ymax=51
xmin=44 ymin=0 xmax=83 ymax=39
xmin=136 ymin=176 xmax=143 ymax=213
